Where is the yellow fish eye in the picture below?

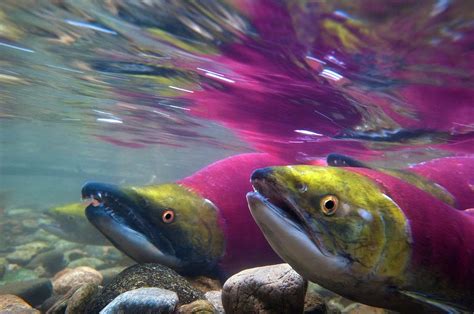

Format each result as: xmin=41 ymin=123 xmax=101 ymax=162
xmin=320 ymin=195 xmax=338 ymax=215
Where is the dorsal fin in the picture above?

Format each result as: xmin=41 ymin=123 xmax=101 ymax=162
xmin=327 ymin=153 xmax=370 ymax=168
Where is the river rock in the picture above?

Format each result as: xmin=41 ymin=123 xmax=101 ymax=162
xmin=222 ymin=263 xmax=307 ymax=314
xmin=0 ymin=278 xmax=52 ymax=306
xmin=0 ymin=257 xmax=6 ymax=278
xmin=178 ymin=299 xmax=217 ymax=313
xmin=6 ymin=241 xmax=50 ymax=265
xmin=187 ymin=276 xmax=222 ymax=293
xmin=304 ymin=288 xmax=326 ymax=313
xmin=52 ymin=266 xmax=103 ymax=295
xmin=26 ymin=249 xmax=65 ymax=274
xmin=2 ymin=267 xmax=39 ymax=282
xmin=204 ymin=291 xmax=224 ymax=314
xmin=0 ymin=294 xmax=40 ymax=313
xmin=100 ymin=287 xmax=178 ymax=314
xmin=68 ymin=257 xmax=106 ymax=269
xmin=100 ymin=266 xmax=126 ymax=285
xmin=65 ymin=283 xmax=99 ymax=314
xmin=85 ymin=263 xmax=203 ymax=313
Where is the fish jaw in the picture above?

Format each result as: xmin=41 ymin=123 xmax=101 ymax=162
xmin=246 ymin=192 xmax=349 ymax=287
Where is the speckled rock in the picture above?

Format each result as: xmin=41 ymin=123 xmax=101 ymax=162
xmin=100 ymin=287 xmax=178 ymax=314
xmin=6 ymin=241 xmax=50 ymax=265
xmin=222 ymin=263 xmax=307 ymax=314
xmin=85 ymin=263 xmax=204 ymax=313
xmin=187 ymin=276 xmax=222 ymax=293
xmin=68 ymin=257 xmax=106 ymax=269
xmin=204 ymin=291 xmax=224 ymax=314
xmin=0 ymin=294 xmax=40 ymax=313
xmin=65 ymin=283 xmax=99 ymax=314
xmin=178 ymin=299 xmax=217 ymax=313
xmin=52 ymin=266 xmax=103 ymax=295
xmin=0 ymin=278 xmax=52 ymax=306
xmin=100 ymin=266 xmax=126 ymax=285
xmin=304 ymin=288 xmax=326 ymax=314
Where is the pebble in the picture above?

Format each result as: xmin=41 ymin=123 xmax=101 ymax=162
xmin=0 ymin=278 xmax=52 ymax=307
xmin=0 ymin=294 xmax=40 ymax=313
xmin=187 ymin=276 xmax=222 ymax=293
xmin=68 ymin=257 xmax=106 ymax=269
xmin=26 ymin=249 xmax=65 ymax=274
xmin=6 ymin=241 xmax=50 ymax=265
xmin=178 ymin=299 xmax=217 ymax=313
xmin=85 ymin=263 xmax=204 ymax=313
xmin=65 ymin=283 xmax=99 ymax=314
xmin=204 ymin=291 xmax=224 ymax=314
xmin=100 ymin=287 xmax=178 ymax=314
xmin=52 ymin=266 xmax=103 ymax=295
xmin=222 ymin=263 xmax=307 ymax=314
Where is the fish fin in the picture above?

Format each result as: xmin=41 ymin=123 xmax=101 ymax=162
xmin=326 ymin=153 xmax=371 ymax=168
xmin=399 ymin=290 xmax=468 ymax=314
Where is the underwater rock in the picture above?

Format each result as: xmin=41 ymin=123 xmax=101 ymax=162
xmin=326 ymin=296 xmax=391 ymax=314
xmin=0 ymin=257 xmax=6 ymax=278
xmin=85 ymin=263 xmax=203 ymax=313
xmin=0 ymin=294 xmax=40 ymax=313
xmin=99 ymin=266 xmax=127 ymax=285
xmin=0 ymin=278 xmax=52 ymax=307
xmin=204 ymin=291 xmax=224 ymax=314
xmin=178 ymin=299 xmax=217 ymax=313
xmin=187 ymin=276 xmax=222 ymax=293
xmin=6 ymin=241 xmax=50 ymax=265
xmin=64 ymin=249 xmax=87 ymax=262
xmin=52 ymin=266 xmax=103 ymax=295
xmin=65 ymin=283 xmax=99 ymax=314
xmin=45 ymin=285 xmax=81 ymax=314
xmin=26 ymin=249 xmax=65 ymax=275
xmin=1 ymin=267 xmax=39 ymax=282
xmin=222 ymin=263 xmax=307 ymax=314
xmin=100 ymin=287 xmax=178 ymax=314
xmin=304 ymin=289 xmax=326 ymax=314
xmin=67 ymin=257 xmax=106 ymax=269
xmin=84 ymin=245 xmax=124 ymax=262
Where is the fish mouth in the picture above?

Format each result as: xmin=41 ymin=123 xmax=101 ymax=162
xmin=250 ymin=168 xmax=331 ymax=257
xmin=81 ymin=182 xmax=182 ymax=269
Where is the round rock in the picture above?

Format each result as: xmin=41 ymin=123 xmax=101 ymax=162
xmin=205 ymin=290 xmax=224 ymax=314
xmin=178 ymin=299 xmax=217 ymax=313
xmin=52 ymin=266 xmax=103 ymax=295
xmin=100 ymin=287 xmax=178 ymax=314
xmin=222 ymin=263 xmax=307 ymax=314
xmin=0 ymin=294 xmax=40 ymax=313
xmin=85 ymin=263 xmax=204 ymax=313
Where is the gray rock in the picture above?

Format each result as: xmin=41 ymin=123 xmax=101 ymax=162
xmin=68 ymin=257 xmax=106 ymax=269
xmin=0 ymin=278 xmax=52 ymax=306
xmin=52 ymin=266 xmax=103 ymax=295
xmin=222 ymin=263 xmax=307 ymax=314
xmin=0 ymin=294 xmax=40 ymax=313
xmin=2 ymin=268 xmax=39 ymax=282
xmin=178 ymin=299 xmax=217 ymax=313
xmin=6 ymin=242 xmax=50 ymax=265
xmin=66 ymin=283 xmax=99 ymax=314
xmin=86 ymin=263 xmax=204 ymax=313
xmin=26 ymin=249 xmax=65 ymax=274
xmin=100 ymin=287 xmax=178 ymax=314
xmin=204 ymin=291 xmax=224 ymax=314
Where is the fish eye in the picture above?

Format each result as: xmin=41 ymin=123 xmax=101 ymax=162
xmin=162 ymin=210 xmax=175 ymax=223
xmin=320 ymin=195 xmax=338 ymax=215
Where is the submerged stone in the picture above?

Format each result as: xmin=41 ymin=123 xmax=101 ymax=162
xmin=0 ymin=278 xmax=52 ymax=307
xmin=222 ymin=263 xmax=307 ymax=314
xmin=52 ymin=266 xmax=103 ymax=295
xmin=100 ymin=287 xmax=178 ymax=314
xmin=178 ymin=299 xmax=217 ymax=313
xmin=85 ymin=263 xmax=203 ymax=313
xmin=0 ymin=294 xmax=40 ymax=313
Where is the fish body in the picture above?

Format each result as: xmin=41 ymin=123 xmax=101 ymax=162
xmin=247 ymin=156 xmax=474 ymax=312
xmin=82 ymin=153 xmax=322 ymax=277
xmin=41 ymin=202 xmax=108 ymax=245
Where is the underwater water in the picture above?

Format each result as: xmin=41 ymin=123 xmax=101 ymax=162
xmin=0 ymin=0 xmax=473 ymax=312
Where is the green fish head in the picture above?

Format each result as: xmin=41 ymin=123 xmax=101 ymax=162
xmin=82 ymin=182 xmax=225 ymax=276
xmin=247 ymin=165 xmax=410 ymax=289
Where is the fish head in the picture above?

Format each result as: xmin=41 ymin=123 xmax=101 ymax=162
xmin=81 ymin=181 xmax=225 ymax=276
xmin=247 ymin=165 xmax=410 ymax=291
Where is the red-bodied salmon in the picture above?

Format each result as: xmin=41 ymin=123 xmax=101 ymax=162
xmin=247 ymin=155 xmax=474 ymax=312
